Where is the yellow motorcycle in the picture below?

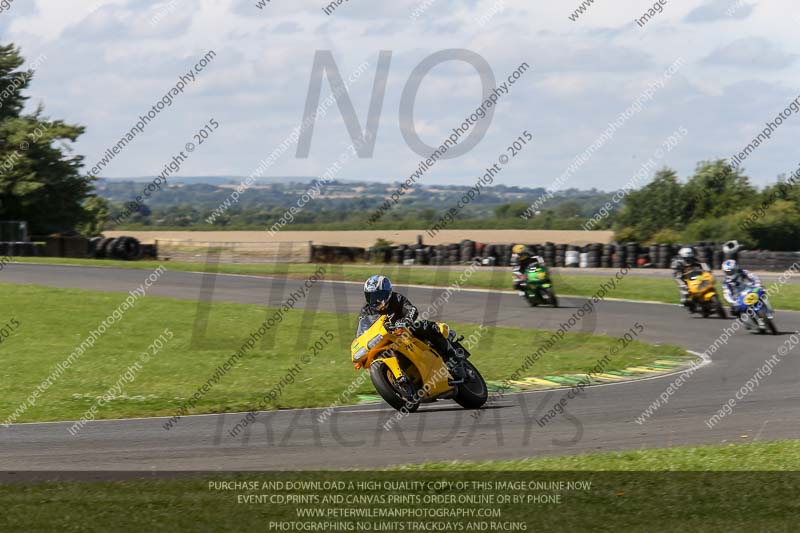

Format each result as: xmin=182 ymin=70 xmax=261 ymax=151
xmin=684 ymin=269 xmax=727 ymax=318
xmin=351 ymin=314 xmax=487 ymax=412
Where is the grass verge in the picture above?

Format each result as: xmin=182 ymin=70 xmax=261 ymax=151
xmin=13 ymin=256 xmax=800 ymax=310
xmin=395 ymin=439 xmax=800 ymax=471
xmin=0 ymin=283 xmax=684 ymax=423
xmin=0 ymin=441 xmax=797 ymax=532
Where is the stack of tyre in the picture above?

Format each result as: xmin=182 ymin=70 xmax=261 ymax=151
xmin=583 ymin=243 xmax=602 ymax=268
xmin=612 ymin=244 xmax=626 ymax=269
xmin=456 ymin=240 xmax=473 ymax=263
xmin=447 ymin=243 xmax=460 ymax=264
xmin=601 ymin=244 xmax=614 ymax=267
xmin=654 ymin=243 xmax=675 ymax=268
xmin=414 ymin=246 xmax=431 ymax=265
xmin=401 ymin=246 xmax=413 ymax=264
xmin=565 ymin=245 xmax=580 ymax=267
xmin=430 ymin=244 xmax=446 ymax=265
xmin=498 ymin=244 xmax=508 ymax=266
xmin=624 ymin=242 xmax=639 ymax=268
xmin=695 ymin=242 xmax=716 ymax=269
xmin=90 ymin=236 xmax=142 ymax=260
xmin=555 ymin=244 xmax=567 ymax=267
xmin=543 ymin=242 xmax=556 ymax=266
xmin=696 ymin=242 xmax=724 ymax=270
xmin=712 ymin=246 xmax=724 ymax=270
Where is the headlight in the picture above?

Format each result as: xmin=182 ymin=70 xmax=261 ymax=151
xmin=353 ymin=347 xmax=368 ymax=361
xmin=367 ymin=335 xmax=383 ymax=349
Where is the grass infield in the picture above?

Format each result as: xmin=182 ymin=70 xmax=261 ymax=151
xmin=0 ymin=283 xmax=683 ymax=423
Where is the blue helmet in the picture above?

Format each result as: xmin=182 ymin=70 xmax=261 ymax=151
xmin=722 ymin=259 xmax=739 ymax=277
xmin=364 ymin=275 xmax=392 ymax=310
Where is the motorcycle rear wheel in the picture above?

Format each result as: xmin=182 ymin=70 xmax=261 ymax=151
xmin=454 ymin=361 xmax=488 ymax=409
xmin=369 ymin=360 xmax=419 ymax=413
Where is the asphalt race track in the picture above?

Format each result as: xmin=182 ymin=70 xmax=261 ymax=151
xmin=1 ymin=263 xmax=799 ymax=471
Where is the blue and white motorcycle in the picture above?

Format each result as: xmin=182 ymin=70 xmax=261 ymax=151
xmin=734 ymin=284 xmax=778 ymax=335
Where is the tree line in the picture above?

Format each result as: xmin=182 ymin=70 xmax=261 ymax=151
xmin=1 ymin=43 xmax=797 ymax=250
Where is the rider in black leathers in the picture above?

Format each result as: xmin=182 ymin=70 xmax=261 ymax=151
xmin=360 ymin=275 xmax=466 ymax=379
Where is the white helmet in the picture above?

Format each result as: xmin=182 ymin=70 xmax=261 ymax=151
xmin=678 ymin=247 xmax=695 ymax=261
xmin=722 ymin=259 xmax=739 ymax=277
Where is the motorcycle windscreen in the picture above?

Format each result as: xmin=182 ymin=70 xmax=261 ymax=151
xmin=686 ymin=269 xmax=704 ymax=279
xmin=356 ymin=313 xmax=381 ymax=336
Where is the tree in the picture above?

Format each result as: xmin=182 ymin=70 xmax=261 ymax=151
xmin=683 ymin=160 xmax=755 ymax=221
xmin=554 ymin=200 xmax=583 ymax=219
xmin=0 ymin=44 xmax=95 ymax=234
xmin=77 ymin=196 xmax=110 ymax=236
xmin=494 ymin=202 xmax=531 ymax=219
xmin=746 ymin=200 xmax=800 ymax=251
xmin=615 ymin=168 xmax=685 ymax=239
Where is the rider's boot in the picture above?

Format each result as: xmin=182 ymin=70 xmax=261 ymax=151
xmin=432 ymin=336 xmax=467 ymax=381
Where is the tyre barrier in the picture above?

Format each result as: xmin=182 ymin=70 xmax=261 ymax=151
xmin=0 ymin=241 xmax=45 ymax=257
xmin=112 ymin=237 xmax=142 ymax=261
xmin=329 ymin=240 xmax=798 ymax=271
xmin=95 ymin=237 xmax=114 ymax=259
xmin=90 ymin=236 xmax=142 ymax=260
xmin=738 ymin=250 xmax=800 ymax=272
xmin=311 ymin=245 xmax=365 ymax=263
xmin=4 ymin=235 xmax=147 ymax=261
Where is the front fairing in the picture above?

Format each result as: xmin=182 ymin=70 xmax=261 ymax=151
xmin=736 ymin=285 xmax=766 ymax=312
xmin=526 ymin=266 xmax=550 ymax=286
xmin=351 ymin=314 xmax=387 ymax=363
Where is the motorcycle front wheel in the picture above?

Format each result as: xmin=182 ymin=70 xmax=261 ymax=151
xmin=525 ymin=291 xmax=539 ymax=307
xmin=544 ymin=288 xmax=559 ymax=308
xmin=454 ymin=361 xmax=488 ymax=409
xmin=369 ymin=359 xmax=420 ymax=413
xmin=758 ymin=308 xmax=779 ymax=335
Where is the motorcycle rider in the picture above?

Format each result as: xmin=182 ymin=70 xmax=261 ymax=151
xmin=360 ymin=275 xmax=467 ymax=380
xmin=722 ymin=259 xmax=764 ymax=318
xmin=671 ymin=247 xmax=710 ymax=311
xmin=511 ymin=244 xmax=544 ymax=295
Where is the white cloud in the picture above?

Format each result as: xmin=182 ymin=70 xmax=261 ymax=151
xmin=0 ymin=0 xmax=797 ymax=190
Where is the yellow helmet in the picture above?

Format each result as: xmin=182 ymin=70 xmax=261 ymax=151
xmin=512 ymin=244 xmax=527 ymax=254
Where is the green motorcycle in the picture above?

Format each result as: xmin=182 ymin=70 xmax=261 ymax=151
xmin=515 ymin=265 xmax=558 ymax=307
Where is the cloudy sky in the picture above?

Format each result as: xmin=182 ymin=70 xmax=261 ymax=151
xmin=2 ymin=0 xmax=798 ymax=190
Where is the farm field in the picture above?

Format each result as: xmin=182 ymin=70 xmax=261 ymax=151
xmin=104 ymin=229 xmax=615 ymax=247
